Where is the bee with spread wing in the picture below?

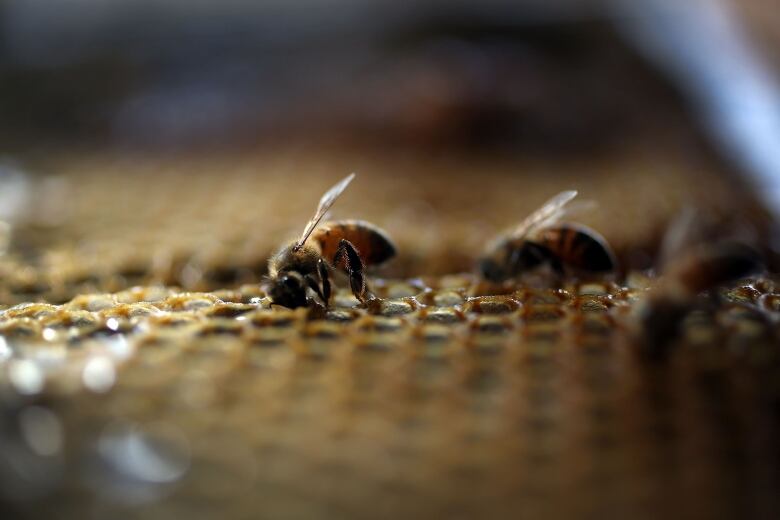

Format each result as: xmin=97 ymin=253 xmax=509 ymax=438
xmin=479 ymin=190 xmax=616 ymax=282
xmin=636 ymin=209 xmax=764 ymax=359
xmin=267 ymin=174 xmax=396 ymax=308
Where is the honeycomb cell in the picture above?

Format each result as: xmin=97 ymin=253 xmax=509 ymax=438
xmin=432 ymin=290 xmax=465 ymax=307
xmin=463 ymin=296 xmax=521 ymax=314
xmin=523 ymin=304 xmax=566 ymax=323
xmin=370 ymin=298 xmax=417 ymax=316
xmin=419 ymin=307 xmax=466 ymax=324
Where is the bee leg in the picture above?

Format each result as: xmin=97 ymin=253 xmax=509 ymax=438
xmin=516 ymin=242 xmax=562 ymax=279
xmin=549 ymin=257 xmax=565 ymax=277
xmin=514 ymin=242 xmax=551 ymax=272
xmin=318 ymin=258 xmax=331 ymax=305
xmin=334 ymin=239 xmax=369 ymax=303
xmin=305 ymin=275 xmax=326 ymax=305
xmin=507 ymin=247 xmax=524 ymax=275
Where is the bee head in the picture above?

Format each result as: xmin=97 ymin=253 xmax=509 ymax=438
xmin=268 ymin=271 xmax=308 ymax=309
xmin=479 ymin=256 xmax=508 ymax=283
xmin=711 ymin=242 xmax=764 ymax=281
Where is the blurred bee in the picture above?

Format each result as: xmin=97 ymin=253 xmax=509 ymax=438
xmin=267 ymin=173 xmax=396 ymax=309
xmin=636 ymin=210 xmax=764 ymax=359
xmin=479 ymin=190 xmax=616 ymax=282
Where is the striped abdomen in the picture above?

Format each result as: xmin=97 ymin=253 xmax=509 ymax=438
xmin=532 ymin=223 xmax=616 ymax=273
xmin=312 ymin=219 xmax=397 ymax=268
xmin=669 ymin=242 xmax=762 ymax=294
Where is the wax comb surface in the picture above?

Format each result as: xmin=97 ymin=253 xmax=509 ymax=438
xmin=0 ymin=152 xmax=778 ymax=519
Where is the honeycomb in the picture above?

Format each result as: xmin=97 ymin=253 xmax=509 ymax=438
xmin=1 ymin=150 xmax=778 ymax=519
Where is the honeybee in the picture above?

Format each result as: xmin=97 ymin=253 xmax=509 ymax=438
xmin=267 ymin=173 xmax=396 ymax=309
xmin=636 ymin=210 xmax=764 ymax=359
xmin=479 ymin=190 xmax=616 ymax=282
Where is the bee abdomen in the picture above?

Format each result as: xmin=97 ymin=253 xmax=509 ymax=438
xmin=674 ymin=243 xmax=763 ymax=294
xmin=313 ymin=219 xmax=397 ymax=267
xmin=536 ymin=224 xmax=616 ymax=273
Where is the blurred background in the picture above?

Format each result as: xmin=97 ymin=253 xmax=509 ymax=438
xmin=1 ymin=0 xmax=779 ymax=296
xmin=0 ymin=0 xmax=777 ymax=151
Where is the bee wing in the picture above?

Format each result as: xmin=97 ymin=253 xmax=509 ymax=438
xmin=657 ymin=208 xmax=761 ymax=271
xmin=510 ymin=190 xmax=578 ymax=240
xmin=561 ymin=199 xmax=597 ymax=219
xmin=296 ymin=173 xmax=355 ymax=249
xmin=659 ymin=209 xmax=697 ymax=271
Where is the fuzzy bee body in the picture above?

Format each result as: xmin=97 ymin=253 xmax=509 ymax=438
xmin=636 ymin=211 xmax=764 ymax=359
xmin=662 ymin=242 xmax=762 ymax=296
xmin=313 ymin=220 xmax=397 ymax=268
xmin=479 ymin=191 xmax=616 ymax=282
xmin=638 ymin=245 xmax=763 ymax=360
xmin=268 ymin=243 xmax=321 ymax=280
xmin=267 ymin=175 xmax=396 ymax=309
xmin=269 ymin=220 xmax=396 ymax=281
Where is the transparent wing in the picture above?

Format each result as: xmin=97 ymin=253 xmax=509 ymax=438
xmin=561 ymin=199 xmax=597 ymax=219
xmin=511 ymin=190 xmax=578 ymax=240
xmin=658 ymin=208 xmax=699 ymax=270
xmin=295 ymin=173 xmax=355 ymax=249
